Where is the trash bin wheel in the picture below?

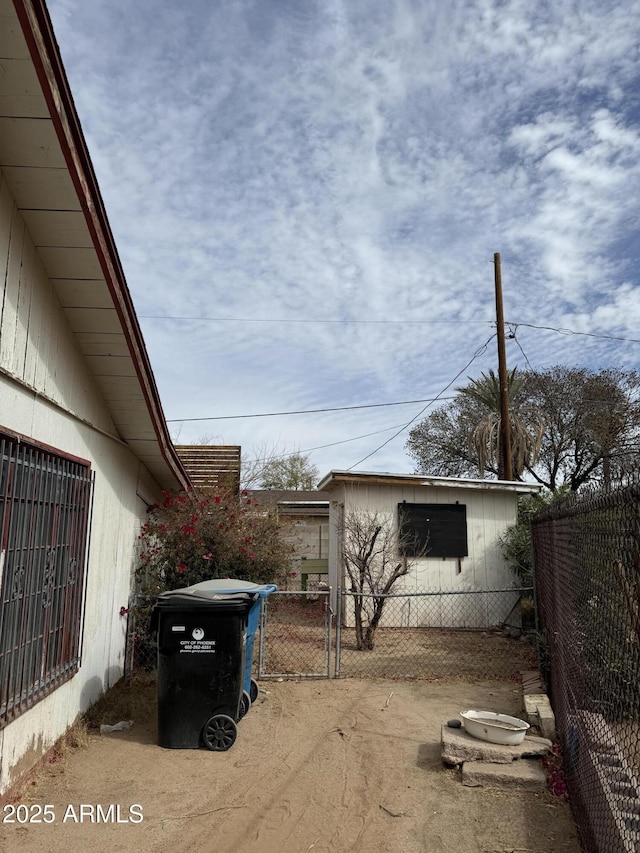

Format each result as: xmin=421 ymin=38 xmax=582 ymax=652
xmin=202 ymin=714 xmax=237 ymax=751
xmin=238 ymin=690 xmax=251 ymax=719
xmin=249 ymin=678 xmax=259 ymax=704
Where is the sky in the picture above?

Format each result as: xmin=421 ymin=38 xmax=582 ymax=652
xmin=46 ymin=0 xmax=640 ymax=482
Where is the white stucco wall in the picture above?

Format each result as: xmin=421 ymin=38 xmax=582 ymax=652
xmin=328 ymin=480 xmax=526 ymax=629
xmin=0 ymin=173 xmax=162 ymax=794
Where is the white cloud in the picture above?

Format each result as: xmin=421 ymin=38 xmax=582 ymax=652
xmin=46 ymin=0 xmax=640 ymax=475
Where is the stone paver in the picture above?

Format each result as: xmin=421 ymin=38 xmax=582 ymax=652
xmin=462 ymin=759 xmax=548 ymax=791
xmin=441 ymin=724 xmax=552 ymax=766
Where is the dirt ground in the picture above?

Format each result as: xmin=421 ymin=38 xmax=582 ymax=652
xmin=2 ymin=678 xmax=581 ymax=853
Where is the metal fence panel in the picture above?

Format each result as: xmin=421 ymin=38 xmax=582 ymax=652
xmin=335 ymin=588 xmax=537 ymax=680
xmin=532 ymin=481 xmax=640 ymax=853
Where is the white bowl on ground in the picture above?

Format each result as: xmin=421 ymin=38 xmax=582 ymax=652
xmin=460 ymin=710 xmax=530 ymax=745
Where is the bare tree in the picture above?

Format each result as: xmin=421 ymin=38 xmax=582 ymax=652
xmin=342 ymin=509 xmax=426 ymax=650
xmin=240 ymin=441 xmax=284 ymax=489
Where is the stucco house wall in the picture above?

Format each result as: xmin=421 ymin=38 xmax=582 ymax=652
xmin=0 ymin=0 xmax=190 ymax=796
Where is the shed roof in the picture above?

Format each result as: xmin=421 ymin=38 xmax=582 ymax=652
xmin=318 ymin=470 xmax=543 ymax=494
xmin=1 ymin=0 xmax=189 ymax=490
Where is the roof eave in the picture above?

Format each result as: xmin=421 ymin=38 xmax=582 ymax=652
xmin=13 ymin=0 xmax=191 ymax=492
xmin=317 ymin=470 xmax=543 ymax=494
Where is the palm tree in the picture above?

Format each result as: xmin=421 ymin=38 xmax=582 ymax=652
xmin=457 ymin=368 xmax=544 ymax=480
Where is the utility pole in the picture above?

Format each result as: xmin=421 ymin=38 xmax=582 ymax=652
xmin=494 ymin=253 xmax=513 ymax=481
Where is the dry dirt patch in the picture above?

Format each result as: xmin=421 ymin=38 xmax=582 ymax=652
xmin=2 ymin=679 xmax=580 ymax=853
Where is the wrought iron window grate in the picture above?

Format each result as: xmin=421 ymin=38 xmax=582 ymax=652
xmin=0 ymin=434 xmax=92 ymax=727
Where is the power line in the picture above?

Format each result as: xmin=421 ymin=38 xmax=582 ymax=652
xmin=166 ymin=395 xmax=457 ymax=423
xmin=243 ymin=422 xmax=412 ymax=464
xmin=347 ymin=332 xmax=497 ymax=470
xmin=139 ymin=314 xmax=490 ymax=326
xmin=139 ymin=312 xmax=640 ymax=344
xmin=506 ymin=321 xmax=640 ymax=345
xmin=508 ymin=324 xmax=534 ymax=370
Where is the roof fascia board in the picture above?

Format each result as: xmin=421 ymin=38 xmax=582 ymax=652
xmin=318 ymin=470 xmax=543 ymax=494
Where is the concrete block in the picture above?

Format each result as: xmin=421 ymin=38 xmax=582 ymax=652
xmin=523 ymin=694 xmax=556 ymax=741
xmin=462 ymin=759 xmax=547 ymax=792
xmin=537 ymin=708 xmax=556 ymax=741
xmin=524 ymin=693 xmax=547 ymax=723
xmin=441 ymin=725 xmax=552 ymax=766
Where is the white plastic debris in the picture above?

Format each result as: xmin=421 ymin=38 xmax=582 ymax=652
xmin=100 ymin=720 xmax=134 ymax=733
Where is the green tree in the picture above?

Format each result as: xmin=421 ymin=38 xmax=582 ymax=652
xmin=499 ymin=489 xmax=569 ymax=587
xmin=407 ymin=367 xmax=640 ymax=491
xmin=137 ymin=489 xmax=292 ymax=594
xmin=458 ymin=368 xmax=544 ymax=479
xmin=258 ymin=453 xmax=320 ymax=490
xmin=132 ymin=488 xmax=293 ymax=668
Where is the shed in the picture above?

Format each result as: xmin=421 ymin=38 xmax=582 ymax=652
xmin=318 ymin=470 xmax=542 ymax=628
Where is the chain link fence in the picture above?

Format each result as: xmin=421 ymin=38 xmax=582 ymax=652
xmin=125 ymin=587 xmax=537 ymax=683
xmin=335 ymin=588 xmax=537 ymax=679
xmin=123 ymin=595 xmax=157 ymax=675
xmin=532 ymin=479 xmax=640 ymax=853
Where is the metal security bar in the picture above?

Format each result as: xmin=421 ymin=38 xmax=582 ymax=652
xmin=0 ymin=435 xmax=92 ymax=727
xmin=532 ymin=479 xmax=640 ymax=853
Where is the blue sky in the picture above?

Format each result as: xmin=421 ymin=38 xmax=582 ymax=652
xmin=48 ymin=0 xmax=640 ymax=479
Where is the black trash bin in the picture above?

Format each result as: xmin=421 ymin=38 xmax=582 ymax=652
xmin=152 ymin=588 xmax=259 ymax=751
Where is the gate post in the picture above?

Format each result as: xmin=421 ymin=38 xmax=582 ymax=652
xmin=334 ymin=586 xmax=342 ymax=678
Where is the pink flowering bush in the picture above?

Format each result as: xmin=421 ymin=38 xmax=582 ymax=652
xmin=131 ymin=489 xmax=291 ymax=666
xmin=137 ymin=489 xmax=292 ymax=594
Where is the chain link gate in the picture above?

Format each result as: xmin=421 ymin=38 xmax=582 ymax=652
xmin=257 ymin=590 xmax=333 ymax=679
xmin=334 ymin=587 xmax=537 ymax=680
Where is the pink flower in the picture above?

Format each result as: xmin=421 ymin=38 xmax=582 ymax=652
xmin=177 ymin=563 xmax=187 ymax=574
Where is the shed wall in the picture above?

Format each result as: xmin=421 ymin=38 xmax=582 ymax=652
xmin=330 ymin=481 xmax=520 ymax=628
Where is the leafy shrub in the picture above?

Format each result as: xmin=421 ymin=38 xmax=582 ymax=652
xmin=132 ymin=488 xmax=293 ymax=662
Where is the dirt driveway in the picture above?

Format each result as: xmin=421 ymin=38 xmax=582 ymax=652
xmin=3 ymin=678 xmax=580 ymax=853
